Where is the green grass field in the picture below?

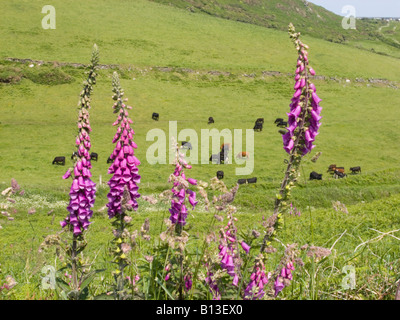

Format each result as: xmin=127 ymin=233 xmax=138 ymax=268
xmin=0 ymin=0 xmax=400 ymax=300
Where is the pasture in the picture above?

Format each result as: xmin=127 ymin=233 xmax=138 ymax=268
xmin=0 ymin=0 xmax=400 ymax=300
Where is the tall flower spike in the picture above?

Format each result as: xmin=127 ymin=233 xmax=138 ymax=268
xmin=283 ymin=23 xmax=322 ymax=156
xmin=244 ymin=254 xmax=271 ymax=300
xmin=106 ymin=72 xmax=141 ymax=219
xmin=61 ymin=44 xmax=99 ymax=236
xmin=168 ymin=141 xmax=198 ymax=232
xmin=218 ymin=206 xmax=241 ymax=285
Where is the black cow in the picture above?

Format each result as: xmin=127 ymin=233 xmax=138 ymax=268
xmin=107 ymin=156 xmax=114 ymax=164
xmin=181 ymin=141 xmax=192 ymax=150
xmin=333 ymin=170 xmax=347 ymax=179
xmin=274 ymin=118 xmax=284 ymax=124
xmin=152 ymin=112 xmax=159 ymax=121
xmin=309 ymin=171 xmax=322 ymax=180
xmin=247 ymin=177 xmax=257 ymax=184
xmin=71 ymin=151 xmax=78 ymax=160
xmin=52 ymin=156 xmax=65 ymax=166
xmin=255 ymin=118 xmax=264 ymax=125
xmin=276 ymin=120 xmax=288 ymax=128
xmin=208 ymin=117 xmax=214 ymax=124
xmin=350 ymin=166 xmax=361 ymax=174
xmin=237 ymin=179 xmax=247 ymax=185
xmin=217 ymin=171 xmax=224 ymax=179
xmin=90 ymin=152 xmax=98 ymax=161
xmin=253 ymin=123 xmax=263 ymax=132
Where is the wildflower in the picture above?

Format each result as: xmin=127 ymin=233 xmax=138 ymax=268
xmin=106 ymin=72 xmax=140 ymax=219
xmin=168 ymin=141 xmax=198 ymax=228
xmin=241 ymin=241 xmax=251 ymax=254
xmin=61 ymin=44 xmax=99 ymax=236
xmin=184 ymin=274 xmax=192 ymax=292
xmin=219 ymin=206 xmax=241 ymax=285
xmin=283 ymin=24 xmax=322 ymax=156
xmin=274 ymin=261 xmax=295 ymax=296
xmin=244 ymin=255 xmax=270 ymax=300
xmin=205 ymin=269 xmax=221 ymax=300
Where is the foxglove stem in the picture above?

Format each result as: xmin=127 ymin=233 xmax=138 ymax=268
xmin=60 ymin=45 xmax=99 ymax=299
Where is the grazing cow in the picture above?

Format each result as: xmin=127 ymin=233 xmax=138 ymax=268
xmin=350 ymin=166 xmax=361 ymax=174
xmin=217 ymin=171 xmax=224 ymax=180
xmin=71 ymin=151 xmax=78 ymax=160
xmin=152 ymin=112 xmax=159 ymax=121
xmin=309 ymin=171 xmax=322 ymax=180
xmin=247 ymin=177 xmax=257 ymax=184
xmin=90 ymin=152 xmax=98 ymax=161
xmin=210 ymin=152 xmax=228 ymax=164
xmin=274 ymin=118 xmax=284 ymax=124
xmin=237 ymin=179 xmax=247 ymax=185
xmin=107 ymin=156 xmax=114 ymax=164
xmin=181 ymin=141 xmax=192 ymax=150
xmin=327 ymin=164 xmax=337 ymax=172
xmin=253 ymin=123 xmax=263 ymax=132
xmin=333 ymin=170 xmax=347 ymax=179
xmin=208 ymin=117 xmax=214 ymax=124
xmin=220 ymin=143 xmax=231 ymax=152
xmin=52 ymin=156 xmax=65 ymax=166
xmin=236 ymin=151 xmax=249 ymax=159
xmin=255 ymin=118 xmax=264 ymax=125
xmin=276 ymin=120 xmax=288 ymax=128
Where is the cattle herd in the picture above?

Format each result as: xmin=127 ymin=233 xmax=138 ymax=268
xmin=52 ymin=115 xmax=362 ymax=186
xmin=310 ymin=164 xmax=361 ymax=181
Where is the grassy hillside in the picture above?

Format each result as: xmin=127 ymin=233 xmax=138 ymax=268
xmin=150 ymin=0 xmax=400 ymax=58
xmin=1 ymin=0 xmax=400 ymax=81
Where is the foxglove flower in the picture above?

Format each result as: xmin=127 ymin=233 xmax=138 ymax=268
xmin=61 ymin=44 xmax=99 ymax=236
xmin=106 ymin=72 xmax=141 ymax=218
xmin=274 ymin=261 xmax=295 ymax=296
xmin=244 ymin=255 xmax=271 ymax=300
xmin=218 ymin=206 xmax=241 ymax=285
xmin=282 ymin=24 xmax=322 ymax=156
xmin=168 ymin=142 xmax=198 ymax=228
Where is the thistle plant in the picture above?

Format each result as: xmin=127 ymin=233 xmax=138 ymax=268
xmin=106 ymin=72 xmax=141 ymax=299
xmin=60 ymin=44 xmax=99 ymax=298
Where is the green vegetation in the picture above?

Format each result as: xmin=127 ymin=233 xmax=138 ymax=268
xmin=0 ymin=0 xmax=399 ymax=300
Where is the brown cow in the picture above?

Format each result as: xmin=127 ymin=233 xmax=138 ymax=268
xmin=327 ymin=164 xmax=337 ymax=172
xmin=236 ymin=151 xmax=249 ymax=159
xmin=220 ymin=143 xmax=231 ymax=152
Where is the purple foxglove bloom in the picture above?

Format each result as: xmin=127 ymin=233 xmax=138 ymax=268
xmin=63 ymin=169 xmax=72 ymax=180
xmin=281 ymin=30 xmax=322 ymax=156
xmin=293 ymin=88 xmax=302 ymax=98
xmin=61 ymin=51 xmax=98 ymax=236
xmin=233 ymin=274 xmax=239 ymax=286
xmin=274 ymin=277 xmax=285 ymax=296
xmin=106 ymin=74 xmax=140 ymax=219
xmin=241 ymin=241 xmax=251 ymax=254
xmin=168 ymin=142 xmax=198 ymax=227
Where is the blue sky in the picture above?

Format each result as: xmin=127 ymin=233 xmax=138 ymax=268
xmin=307 ymin=0 xmax=400 ymax=17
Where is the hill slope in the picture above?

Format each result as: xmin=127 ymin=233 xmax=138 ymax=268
xmin=150 ymin=0 xmax=385 ymax=43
